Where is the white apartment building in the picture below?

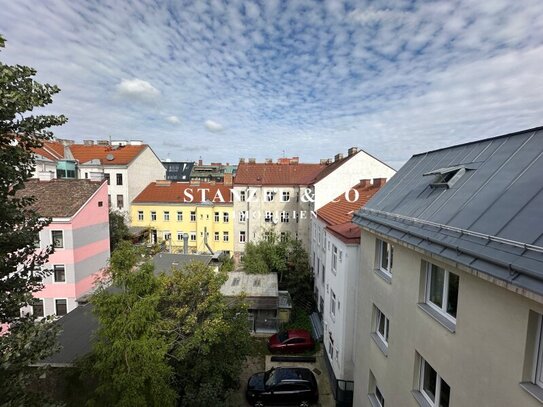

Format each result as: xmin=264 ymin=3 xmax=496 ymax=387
xmin=352 ymin=126 xmax=543 ymax=407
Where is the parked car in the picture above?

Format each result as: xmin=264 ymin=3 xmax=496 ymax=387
xmin=246 ymin=367 xmax=319 ymax=407
xmin=267 ymin=329 xmax=315 ymax=353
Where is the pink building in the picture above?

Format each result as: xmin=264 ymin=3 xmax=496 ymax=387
xmin=19 ymin=178 xmax=110 ymax=317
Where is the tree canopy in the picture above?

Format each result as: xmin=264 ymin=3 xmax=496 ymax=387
xmin=0 ymin=34 xmax=66 ymax=405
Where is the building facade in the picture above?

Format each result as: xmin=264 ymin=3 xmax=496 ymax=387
xmin=351 ymin=127 xmax=543 ymax=407
xmin=131 ymin=181 xmax=234 ymax=255
xmin=19 ymin=179 xmax=110 ymax=318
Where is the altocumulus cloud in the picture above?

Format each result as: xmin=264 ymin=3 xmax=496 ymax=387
xmin=116 ymin=78 xmax=160 ymax=101
xmin=204 ymin=120 xmax=224 ymax=132
xmin=166 ymin=115 xmax=181 ymax=124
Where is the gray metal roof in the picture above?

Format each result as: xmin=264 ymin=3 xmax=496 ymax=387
xmin=152 ymin=253 xmax=213 ymax=274
xmin=353 ymin=126 xmax=543 ymax=296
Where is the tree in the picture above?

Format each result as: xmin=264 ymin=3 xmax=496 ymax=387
xmin=108 ymin=209 xmax=131 ymax=251
xmin=0 ymin=34 xmax=66 ymax=405
xmin=88 ymin=242 xmax=250 ymax=406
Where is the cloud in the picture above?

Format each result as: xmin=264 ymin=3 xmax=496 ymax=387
xmin=162 ymin=140 xmax=210 ymax=152
xmin=116 ymin=78 xmax=160 ymax=101
xmin=204 ymin=119 xmax=224 ymax=132
xmin=166 ymin=115 xmax=180 ymax=124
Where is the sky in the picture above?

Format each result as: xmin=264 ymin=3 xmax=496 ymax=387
xmin=1 ymin=0 xmax=543 ymax=168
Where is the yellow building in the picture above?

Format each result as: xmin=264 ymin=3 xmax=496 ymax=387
xmin=131 ymin=181 xmax=234 ymax=254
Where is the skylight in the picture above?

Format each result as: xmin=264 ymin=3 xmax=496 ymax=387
xmin=424 ymin=165 xmax=467 ymax=189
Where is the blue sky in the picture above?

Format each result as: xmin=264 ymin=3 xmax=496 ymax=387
xmin=1 ymin=0 xmax=542 ymax=168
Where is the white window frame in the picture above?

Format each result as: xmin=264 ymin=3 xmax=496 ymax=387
xmin=425 ymin=263 xmax=458 ymax=323
xmin=190 ymin=211 xmax=196 ymax=222
xmin=223 ymin=231 xmax=229 ymax=242
xmin=332 ymin=245 xmax=338 ymax=273
xmin=163 ymin=231 xmax=171 ymax=241
xmin=190 ymin=232 xmax=196 ymax=241
xmin=177 ymin=211 xmax=183 ymax=221
xmin=534 ymin=315 xmax=543 ymax=388
xmin=280 ymin=211 xmax=289 ymax=223
xmin=163 ymin=211 xmax=170 ymax=221
xmin=239 ymin=231 xmax=246 ymax=243
xmin=214 ymin=212 xmax=220 ymax=222
xmin=375 ymin=307 xmax=389 ymax=346
xmin=53 ymin=264 xmax=66 ymax=283
xmin=330 ymin=290 xmax=336 ymax=318
xmin=32 ymin=298 xmax=45 ymax=318
xmin=151 ymin=211 xmax=157 ymax=221
xmin=377 ymin=239 xmax=393 ymax=275
xmin=240 ymin=190 xmax=246 ymax=202
xmin=281 ymin=191 xmax=290 ymax=202
xmin=54 ymin=298 xmax=68 ymax=316
xmin=264 ymin=211 xmax=273 ymax=223
xmin=51 ymin=230 xmax=64 ymax=249
xmin=280 ymin=232 xmax=287 ymax=242
xmin=138 ymin=211 xmax=144 ymax=221
xmin=177 ymin=231 xmax=183 ymax=241
xmin=266 ymin=190 xmax=274 ymax=201
xmin=214 ymin=232 xmax=220 ymax=241
xmin=239 ymin=210 xmax=247 ymax=222
xmin=419 ymin=358 xmax=450 ymax=407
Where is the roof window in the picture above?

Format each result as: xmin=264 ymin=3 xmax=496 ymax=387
xmin=424 ymin=165 xmax=467 ymax=189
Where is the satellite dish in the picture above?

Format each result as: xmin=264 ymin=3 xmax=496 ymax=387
xmin=106 ymin=154 xmax=114 ymax=161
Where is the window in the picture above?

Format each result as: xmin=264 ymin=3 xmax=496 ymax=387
xmin=375 ymin=307 xmax=389 ymax=346
xmin=223 ymin=231 xmax=229 ymax=242
xmin=420 ymin=358 xmax=450 ymax=407
xmin=116 ymin=173 xmax=123 ymax=185
xmin=177 ymin=231 xmax=184 ymax=241
xmin=55 ymin=299 xmax=67 ymax=316
xmin=266 ymin=191 xmax=274 ymax=201
xmin=177 ymin=211 xmax=183 ymax=221
xmin=190 ymin=232 xmax=196 ymax=241
xmin=281 ymin=191 xmax=290 ymax=202
xmin=164 ymin=232 xmax=171 ymax=241
xmin=53 ymin=265 xmax=65 ymax=283
xmin=239 ymin=231 xmax=246 ymax=243
xmin=240 ymin=190 xmax=246 ymax=202
xmin=330 ymin=290 xmax=336 ymax=317
xmin=116 ymin=194 xmax=124 ymax=209
xmin=375 ymin=385 xmax=385 ymax=407
xmin=214 ymin=232 xmax=220 ymax=241
xmin=32 ymin=299 xmax=44 ymax=318
xmin=280 ymin=211 xmax=289 ymax=223
xmin=190 ymin=211 xmax=196 ymax=222
xmin=377 ymin=239 xmax=393 ymax=275
xmin=104 ymin=173 xmax=110 ymax=185
xmin=214 ymin=212 xmax=220 ymax=222
xmin=223 ymin=212 xmax=229 ymax=223
xmin=239 ymin=210 xmax=247 ymax=222
xmin=164 ymin=211 xmax=170 ymax=221
xmin=138 ymin=211 xmax=144 ymax=221
xmin=108 ymin=194 xmax=111 ymax=207
xmin=332 ymin=245 xmax=338 ymax=272
xmin=264 ymin=232 xmax=272 ymax=242
xmin=98 ymin=201 xmax=103 ymax=207
xmin=425 ymin=263 xmax=459 ymax=320
xmin=51 ymin=230 xmax=64 ymax=248
xmin=264 ymin=211 xmax=273 ymax=223
xmin=151 ymin=211 xmax=157 ymax=221
xmin=280 ymin=232 xmax=288 ymax=242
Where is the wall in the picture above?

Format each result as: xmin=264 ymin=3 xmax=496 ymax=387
xmin=127 ymin=147 xmax=166 ymax=206
xmin=353 ymin=231 xmax=543 ymax=407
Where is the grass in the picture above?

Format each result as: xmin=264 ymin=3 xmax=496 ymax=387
xmin=248 ymin=337 xmax=269 ymax=357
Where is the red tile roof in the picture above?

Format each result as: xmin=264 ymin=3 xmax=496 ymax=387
xmin=69 ymin=144 xmax=146 ymax=165
xmin=317 ymin=181 xmax=384 ymax=243
xmin=133 ymin=182 xmax=233 ymax=204
xmin=234 ymin=163 xmax=326 ymax=186
xmin=311 ymin=153 xmax=357 ymax=183
xmin=33 ymin=140 xmax=64 ymax=161
xmin=17 ymin=179 xmax=104 ymax=218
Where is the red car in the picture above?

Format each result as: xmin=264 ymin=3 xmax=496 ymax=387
xmin=268 ymin=329 xmax=315 ymax=353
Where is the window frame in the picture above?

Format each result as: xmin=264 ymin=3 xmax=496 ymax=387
xmin=419 ymin=358 xmax=450 ymax=407
xmin=151 ymin=211 xmax=157 ymax=221
xmin=377 ymin=239 xmax=393 ymax=275
xmin=375 ymin=307 xmax=389 ymax=346
xmin=177 ymin=211 xmax=183 ymax=221
xmin=266 ymin=190 xmax=274 ymax=201
xmin=116 ymin=173 xmax=123 ymax=186
xmin=214 ymin=232 xmax=220 ymax=241
xmin=32 ymin=298 xmax=44 ymax=318
xmin=163 ymin=211 xmax=170 ymax=221
xmin=425 ymin=263 xmax=459 ymax=323
xmin=239 ymin=231 xmax=246 ymax=243
xmin=332 ymin=245 xmax=338 ymax=273
xmin=330 ymin=290 xmax=336 ymax=318
xmin=190 ymin=232 xmax=197 ymax=241
xmin=51 ymin=230 xmax=64 ymax=249
xmin=223 ymin=231 xmax=229 ymax=242
xmin=116 ymin=194 xmax=124 ymax=209
xmin=53 ymin=264 xmax=66 ymax=283
xmin=223 ymin=212 xmax=229 ymax=223
xmin=138 ymin=211 xmax=144 ymax=221
xmin=239 ymin=210 xmax=247 ymax=222
xmin=281 ymin=191 xmax=290 ymax=202
xmin=190 ymin=211 xmax=197 ymax=222
xmin=214 ymin=212 xmax=220 ymax=222
xmin=55 ymin=298 xmax=68 ymax=316
xmin=280 ymin=211 xmax=289 ymax=223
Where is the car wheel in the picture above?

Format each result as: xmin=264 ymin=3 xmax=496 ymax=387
xmin=254 ymin=401 xmax=264 ymax=407
xmin=299 ymin=401 xmax=310 ymax=407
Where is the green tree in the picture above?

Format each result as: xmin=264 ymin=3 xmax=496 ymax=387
xmin=108 ymin=209 xmax=131 ymax=251
xmin=0 ymin=34 xmax=66 ymax=405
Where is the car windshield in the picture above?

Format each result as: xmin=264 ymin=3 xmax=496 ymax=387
xmin=265 ymin=369 xmax=278 ymax=387
xmin=277 ymin=330 xmax=289 ymax=343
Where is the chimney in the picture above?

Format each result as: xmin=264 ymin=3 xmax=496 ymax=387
xmin=359 ymin=179 xmax=371 ymax=188
xmin=334 ymin=153 xmax=344 ymax=162
xmin=129 ymin=140 xmax=143 ymax=145
xmin=265 ymin=158 xmax=273 ymax=164
xmin=248 ymin=158 xmax=256 ymax=164
xmin=190 ymin=179 xmax=200 ymax=186
xmin=156 ymin=180 xmax=172 ymax=187
xmin=37 ymin=171 xmax=55 ymax=181
xmin=319 ymin=159 xmax=328 ymax=165
xmin=289 ymin=157 xmax=299 ymax=164
xmin=239 ymin=158 xmax=245 ymax=164
xmin=111 ymin=140 xmax=128 ymax=146
xmin=224 ymin=173 xmax=233 ymax=186
xmin=209 ymin=180 xmax=216 ymax=185
xmin=348 ymin=147 xmax=359 ymax=156
xmin=326 ymin=159 xmax=332 ymax=165
xmin=373 ymin=178 xmax=387 ymax=187
xmin=97 ymin=140 xmax=110 ymax=146
xmin=198 ymin=159 xmax=203 ymax=166
xmin=83 ymin=140 xmax=94 ymax=146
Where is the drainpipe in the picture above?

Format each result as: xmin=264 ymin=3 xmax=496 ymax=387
xmin=204 ymin=226 xmax=214 ymax=255
xmin=182 ymin=233 xmax=189 ymax=254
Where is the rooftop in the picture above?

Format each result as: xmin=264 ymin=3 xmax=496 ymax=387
xmin=152 ymin=253 xmax=213 ymax=274
xmin=220 ymin=271 xmax=278 ymax=297
xmin=133 ymin=181 xmax=233 ymax=204
xmin=17 ymin=179 xmax=104 ymax=218
xmin=69 ymin=144 xmax=147 ymax=165
xmin=353 ymin=126 xmax=543 ymax=296
xmin=234 ymin=162 xmax=325 ymax=186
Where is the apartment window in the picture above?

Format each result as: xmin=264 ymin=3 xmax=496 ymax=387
xmin=191 ymin=211 xmax=196 ymax=222
xmin=375 ymin=307 xmax=389 ymax=346
xmin=53 ymin=265 xmax=66 ymax=283
xmin=32 ymin=299 xmax=44 ymax=318
xmin=330 ymin=290 xmax=336 ymax=317
xmin=177 ymin=211 xmax=183 ymax=221
xmin=214 ymin=232 xmax=220 ymax=241
xmin=223 ymin=231 xmax=229 ymax=242
xmin=377 ymin=239 xmax=393 ymax=275
xmin=280 ymin=211 xmax=289 ymax=223
xmin=104 ymin=173 xmax=110 ymax=185
xmin=138 ymin=211 xmax=144 ymax=221
xmin=281 ymin=191 xmax=290 ymax=202
xmin=266 ymin=191 xmax=274 ymax=201
xmin=240 ymin=190 xmax=246 ymax=202
xmin=239 ymin=231 xmax=246 ymax=243
xmin=190 ymin=232 xmax=196 ymax=241
xmin=55 ymin=299 xmax=67 ymax=316
xmin=151 ymin=211 xmax=157 ymax=221
xmin=332 ymin=245 xmax=338 ymax=273
xmin=116 ymin=173 xmax=123 ymax=185
xmin=239 ymin=210 xmax=247 ymax=222
xmin=375 ymin=385 xmax=385 ymax=407
xmin=116 ymin=194 xmax=124 ymax=209
xmin=223 ymin=212 xmax=229 ymax=223
xmin=264 ymin=232 xmax=272 ymax=242
xmin=214 ymin=212 xmax=220 ymax=222
xmin=163 ymin=232 xmax=171 ymax=241
xmin=280 ymin=232 xmax=288 ymax=242
xmin=264 ymin=211 xmax=273 ymax=223
xmin=108 ymin=194 xmax=111 ymax=207
xmin=164 ymin=211 xmax=170 ymax=221
xmin=51 ymin=230 xmax=64 ymax=248
xmin=419 ymin=358 xmax=450 ymax=407
xmin=426 ymin=263 xmax=459 ymax=321
xmin=177 ymin=231 xmax=184 ymax=241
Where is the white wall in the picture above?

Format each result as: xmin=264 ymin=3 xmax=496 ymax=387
xmin=127 ymin=146 xmax=166 ymax=206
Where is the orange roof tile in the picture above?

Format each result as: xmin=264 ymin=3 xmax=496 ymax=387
xmin=133 ymin=182 xmax=233 ymax=204
xmin=234 ymin=163 xmax=326 ymax=185
xmin=69 ymin=144 xmax=146 ymax=165
xmin=33 ymin=140 xmax=64 ymax=161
